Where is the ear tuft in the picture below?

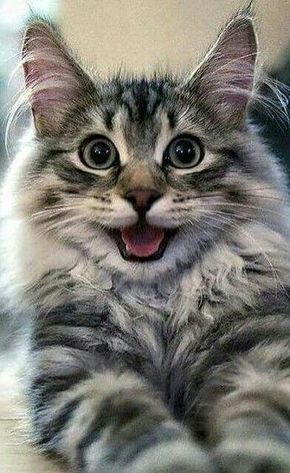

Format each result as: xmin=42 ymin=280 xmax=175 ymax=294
xmin=22 ymin=17 xmax=94 ymax=136
xmin=185 ymin=12 xmax=258 ymax=127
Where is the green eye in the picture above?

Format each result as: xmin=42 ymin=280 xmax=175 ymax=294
xmin=80 ymin=136 xmax=119 ymax=170
xmin=165 ymin=135 xmax=204 ymax=169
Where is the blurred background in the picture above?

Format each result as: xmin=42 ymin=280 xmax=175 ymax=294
xmin=1 ymin=0 xmax=290 ymax=174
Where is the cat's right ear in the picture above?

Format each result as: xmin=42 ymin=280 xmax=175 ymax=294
xmin=182 ymin=12 xmax=258 ymax=128
xmin=22 ymin=18 xmax=95 ymax=137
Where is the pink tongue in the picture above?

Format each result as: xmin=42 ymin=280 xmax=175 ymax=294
xmin=121 ymin=225 xmax=165 ymax=258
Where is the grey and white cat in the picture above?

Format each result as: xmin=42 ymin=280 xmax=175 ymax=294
xmin=1 ymin=9 xmax=290 ymax=473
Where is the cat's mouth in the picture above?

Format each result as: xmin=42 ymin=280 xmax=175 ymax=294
xmin=110 ymin=224 xmax=174 ymax=262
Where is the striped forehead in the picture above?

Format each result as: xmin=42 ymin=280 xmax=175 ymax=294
xmin=101 ymin=78 xmax=176 ymax=163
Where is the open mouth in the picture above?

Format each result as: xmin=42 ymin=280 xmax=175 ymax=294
xmin=111 ymin=223 xmax=174 ymax=262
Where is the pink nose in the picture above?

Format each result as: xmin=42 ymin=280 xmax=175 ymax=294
xmin=125 ymin=189 xmax=161 ymax=213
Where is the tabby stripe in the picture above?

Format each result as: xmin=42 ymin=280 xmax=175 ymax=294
xmin=76 ymin=420 xmax=192 ymax=469
xmin=35 ymin=398 xmax=81 ymax=448
xmin=31 ymin=372 xmax=88 ymax=403
xmin=76 ymin=427 xmax=101 ymax=469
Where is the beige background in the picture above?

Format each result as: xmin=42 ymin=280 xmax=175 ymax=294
xmin=60 ymin=0 xmax=290 ymax=74
xmin=1 ymin=1 xmax=290 ymax=472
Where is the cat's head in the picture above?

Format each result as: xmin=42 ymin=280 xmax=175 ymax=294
xmin=10 ymin=12 xmax=287 ymax=283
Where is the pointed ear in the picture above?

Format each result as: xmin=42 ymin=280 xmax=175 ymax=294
xmin=22 ymin=18 xmax=95 ymax=136
xmin=184 ymin=13 xmax=258 ymax=127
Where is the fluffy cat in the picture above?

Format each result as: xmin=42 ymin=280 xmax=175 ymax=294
xmin=1 ymin=9 xmax=290 ymax=473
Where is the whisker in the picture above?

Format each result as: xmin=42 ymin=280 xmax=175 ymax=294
xmin=181 ymin=188 xmax=286 ymax=203
xmin=212 ymin=202 xmax=285 ymax=216
xmin=189 ymin=209 xmax=286 ymax=294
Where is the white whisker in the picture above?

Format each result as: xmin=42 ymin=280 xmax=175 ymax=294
xmin=188 ymin=208 xmax=286 ymax=294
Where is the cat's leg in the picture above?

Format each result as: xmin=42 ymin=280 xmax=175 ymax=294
xmin=181 ymin=315 xmax=290 ymax=473
xmin=28 ymin=304 xmax=213 ymax=473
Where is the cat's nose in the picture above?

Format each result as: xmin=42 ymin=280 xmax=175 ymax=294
xmin=125 ymin=189 xmax=162 ymax=214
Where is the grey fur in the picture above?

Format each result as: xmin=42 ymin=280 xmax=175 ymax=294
xmin=1 ymin=10 xmax=290 ymax=473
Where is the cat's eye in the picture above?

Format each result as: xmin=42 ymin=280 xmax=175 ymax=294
xmin=80 ymin=136 xmax=119 ymax=170
xmin=164 ymin=135 xmax=204 ymax=169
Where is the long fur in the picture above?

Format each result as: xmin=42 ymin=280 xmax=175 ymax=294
xmin=1 ymin=11 xmax=290 ymax=473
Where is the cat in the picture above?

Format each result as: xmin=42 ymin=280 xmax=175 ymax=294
xmin=1 ymin=8 xmax=290 ymax=473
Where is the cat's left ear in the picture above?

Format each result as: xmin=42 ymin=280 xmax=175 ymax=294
xmin=22 ymin=18 xmax=95 ymax=137
xmin=183 ymin=12 xmax=258 ymax=127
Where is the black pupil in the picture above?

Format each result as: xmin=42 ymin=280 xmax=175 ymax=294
xmin=174 ymin=140 xmax=196 ymax=164
xmin=91 ymin=141 xmax=112 ymax=165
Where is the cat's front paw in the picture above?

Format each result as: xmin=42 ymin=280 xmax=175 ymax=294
xmin=125 ymin=441 xmax=215 ymax=473
xmin=214 ymin=439 xmax=290 ymax=473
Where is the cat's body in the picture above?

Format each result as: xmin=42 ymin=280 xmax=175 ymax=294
xmin=2 ymin=11 xmax=290 ymax=473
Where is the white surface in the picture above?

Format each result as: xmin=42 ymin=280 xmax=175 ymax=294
xmin=0 ymin=400 xmax=65 ymax=473
xmin=0 ymin=356 xmax=65 ymax=473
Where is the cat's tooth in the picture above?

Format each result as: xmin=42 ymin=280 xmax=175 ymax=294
xmin=125 ymin=244 xmax=132 ymax=255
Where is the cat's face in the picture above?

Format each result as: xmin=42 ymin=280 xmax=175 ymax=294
xmin=14 ymin=13 xmax=283 ymax=282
